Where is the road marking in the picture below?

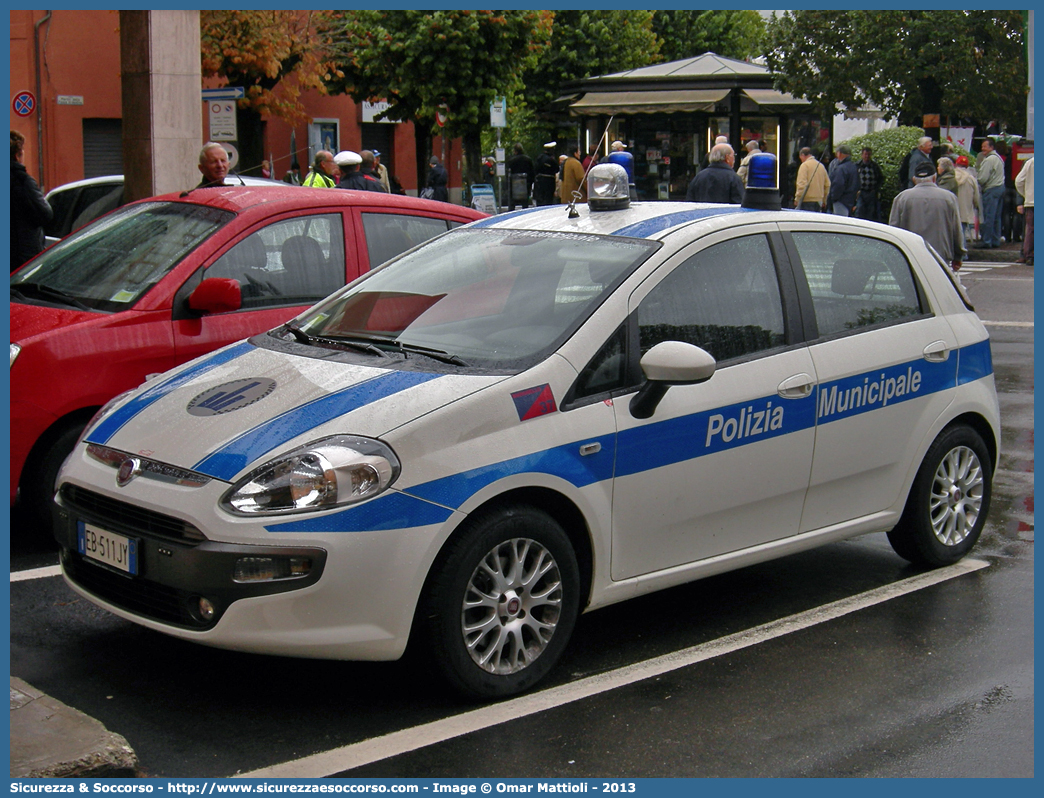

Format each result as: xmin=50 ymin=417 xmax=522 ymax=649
xmin=11 ymin=564 xmax=62 ymax=582
xmin=239 ymin=557 xmax=990 ymax=779
xmin=981 ymin=320 xmax=1034 ymax=328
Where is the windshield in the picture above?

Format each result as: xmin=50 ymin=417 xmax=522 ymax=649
xmin=12 ymin=201 xmax=233 ymax=312
xmin=290 ymin=228 xmax=658 ymax=369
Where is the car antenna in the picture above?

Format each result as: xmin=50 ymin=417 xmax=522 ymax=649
xmin=567 ymin=115 xmax=614 ymax=219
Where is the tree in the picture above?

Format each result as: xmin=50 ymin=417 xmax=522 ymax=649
xmin=764 ymin=11 xmax=1028 ymax=133
xmin=324 ymin=10 xmax=552 ymax=191
xmin=523 ymin=11 xmax=661 ymax=119
xmin=653 ymin=11 xmax=765 ymax=63
xmin=201 ymin=11 xmax=341 ymax=176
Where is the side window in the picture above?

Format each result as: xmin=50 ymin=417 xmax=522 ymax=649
xmin=571 ymin=326 xmax=629 ymax=402
xmin=362 ymin=213 xmax=449 ymax=269
xmin=637 ymin=234 xmax=786 ymax=363
xmin=791 ymin=232 xmax=925 ymax=337
xmin=207 ymin=214 xmax=345 ymax=308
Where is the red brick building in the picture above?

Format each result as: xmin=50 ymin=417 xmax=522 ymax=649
xmin=9 ymin=10 xmax=461 ymax=196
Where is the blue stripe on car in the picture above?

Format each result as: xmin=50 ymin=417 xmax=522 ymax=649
xmin=610 ymin=207 xmax=748 ymax=238
xmin=87 ymin=341 xmax=255 ymax=445
xmin=956 ymin=338 xmax=993 ymax=385
xmin=193 ymin=370 xmax=443 ymax=480
xmin=265 ymin=344 xmax=990 ymax=535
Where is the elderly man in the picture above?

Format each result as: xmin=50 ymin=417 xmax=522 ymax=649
xmin=889 ymin=161 xmax=967 ymax=271
xmin=905 ymin=136 xmax=934 ymax=189
xmin=303 ymin=150 xmax=339 ymax=188
xmin=975 ymin=138 xmax=1006 ymax=248
xmin=1015 ymin=156 xmax=1034 ymax=265
xmin=794 ymin=147 xmax=830 ymax=211
xmin=196 ymin=142 xmax=230 ymax=188
xmin=828 ymin=144 xmax=858 ymax=216
xmin=736 ymin=139 xmax=761 ymax=186
xmin=372 ymin=149 xmax=390 ymax=192
xmin=685 ymin=143 xmax=743 ymax=204
xmin=359 ymin=150 xmax=389 ymax=192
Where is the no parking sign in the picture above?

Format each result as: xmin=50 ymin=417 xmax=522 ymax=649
xmin=12 ymin=91 xmax=37 ymax=117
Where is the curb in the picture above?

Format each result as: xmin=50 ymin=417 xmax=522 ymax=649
xmin=10 ymin=678 xmax=139 ymax=778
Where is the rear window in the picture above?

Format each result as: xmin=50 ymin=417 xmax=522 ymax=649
xmin=12 ymin=202 xmax=233 ymax=313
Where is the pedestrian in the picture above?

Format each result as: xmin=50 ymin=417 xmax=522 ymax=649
xmin=582 ymin=146 xmax=600 ymax=172
xmin=902 ymin=136 xmax=934 ymax=189
xmin=556 ymin=154 xmax=567 ymax=202
xmin=10 ymin=129 xmax=53 ymax=270
xmin=936 ymin=157 xmax=959 ymax=196
xmin=954 ymin=155 xmax=982 ymax=244
xmin=855 ymin=146 xmax=884 ymax=221
xmin=261 ymin=159 xmax=271 ymax=179
xmin=685 ymin=143 xmax=743 ymax=204
xmin=303 ymin=150 xmax=339 ymax=188
xmin=196 ymin=141 xmax=230 ymax=188
xmin=1014 ymin=156 xmax=1033 ymax=265
xmin=359 ymin=150 xmax=389 ymax=192
xmin=793 ymin=147 xmax=829 ymax=211
xmin=426 ymin=156 xmax=449 ymax=202
xmin=828 ymin=144 xmax=858 ymax=217
xmin=559 ymin=145 xmax=586 ymax=204
xmin=506 ymin=142 xmax=534 ymax=211
xmin=372 ymin=150 xmax=391 ymax=192
xmin=606 ymin=140 xmax=635 ymax=197
xmin=335 ymin=150 xmax=384 ymax=192
xmin=889 ymin=161 xmax=966 ymax=272
xmin=283 ymin=161 xmax=302 ymax=185
xmin=974 ymin=138 xmax=1005 ymax=248
xmin=534 ymin=141 xmax=558 ymax=206
xmin=736 ymin=139 xmax=761 ymax=187
xmin=699 ymin=135 xmax=729 ymax=171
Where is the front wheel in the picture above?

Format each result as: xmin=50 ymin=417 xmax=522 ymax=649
xmin=425 ymin=505 xmax=580 ymax=699
xmin=887 ymin=425 xmax=992 ymax=567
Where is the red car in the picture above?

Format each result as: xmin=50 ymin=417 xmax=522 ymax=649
xmin=10 ymin=184 xmax=485 ymax=528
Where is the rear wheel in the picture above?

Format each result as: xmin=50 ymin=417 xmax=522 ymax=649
xmin=425 ymin=505 xmax=579 ymax=699
xmin=887 ymin=425 xmax=992 ymax=567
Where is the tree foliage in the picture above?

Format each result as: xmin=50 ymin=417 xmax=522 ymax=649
xmin=200 ymin=11 xmax=340 ymax=174
xmin=522 ymin=11 xmax=660 ymax=115
xmin=653 ymin=11 xmax=765 ymax=62
xmin=764 ymin=11 xmax=1028 ymax=130
xmin=324 ymin=10 xmax=552 ymax=188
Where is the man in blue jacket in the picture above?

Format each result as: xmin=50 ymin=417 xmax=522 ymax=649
xmin=686 ymin=143 xmax=743 ymax=204
xmin=828 ymin=144 xmax=859 ymax=216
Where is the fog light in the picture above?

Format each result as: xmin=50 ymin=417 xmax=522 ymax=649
xmin=233 ymin=556 xmax=312 ymax=583
xmin=198 ymin=597 xmax=216 ymax=621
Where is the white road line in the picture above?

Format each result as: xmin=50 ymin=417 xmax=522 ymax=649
xmin=982 ymin=320 xmax=1034 ymax=328
xmin=239 ymin=557 xmax=989 ymax=779
xmin=10 ymin=564 xmax=62 ymax=582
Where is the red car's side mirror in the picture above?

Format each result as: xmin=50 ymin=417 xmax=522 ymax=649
xmin=188 ymin=277 xmax=241 ymax=314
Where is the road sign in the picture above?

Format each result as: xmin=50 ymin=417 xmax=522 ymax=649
xmin=12 ymin=91 xmax=36 ymax=117
xmin=436 ymin=105 xmax=448 ymax=128
xmin=209 ymin=100 xmax=237 ymax=141
xmin=221 ymin=143 xmax=239 ymax=170
xmin=202 ymin=87 xmax=244 ymax=101
xmin=490 ymin=97 xmax=507 ymax=129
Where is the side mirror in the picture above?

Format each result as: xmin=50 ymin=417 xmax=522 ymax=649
xmin=629 ymin=341 xmax=716 ymax=419
xmin=188 ymin=277 xmax=241 ymax=315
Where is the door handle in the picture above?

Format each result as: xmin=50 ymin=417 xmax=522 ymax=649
xmin=777 ymin=373 xmax=815 ymax=399
xmin=923 ymin=340 xmax=951 ymax=363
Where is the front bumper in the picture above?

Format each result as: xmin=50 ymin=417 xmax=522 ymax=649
xmin=55 ymin=483 xmax=327 ymax=630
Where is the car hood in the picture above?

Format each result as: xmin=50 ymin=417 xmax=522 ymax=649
xmin=83 ymin=339 xmax=507 ymax=482
xmin=10 ymin=300 xmax=104 ymax=342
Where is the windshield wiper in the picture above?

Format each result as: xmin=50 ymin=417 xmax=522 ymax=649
xmin=284 ymin=324 xmax=389 ymax=358
xmin=395 ymin=341 xmax=470 ymax=367
xmin=11 ymin=282 xmax=90 ymax=311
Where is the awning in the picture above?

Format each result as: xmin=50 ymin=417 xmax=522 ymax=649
xmin=741 ymin=89 xmax=811 ymax=112
xmin=570 ymin=88 xmax=729 ymax=116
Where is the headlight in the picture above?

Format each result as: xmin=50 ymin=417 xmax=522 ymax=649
xmin=10 ymin=343 xmax=21 ymax=368
xmin=222 ymin=435 xmax=400 ymax=515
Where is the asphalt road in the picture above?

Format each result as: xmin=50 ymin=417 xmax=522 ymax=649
xmin=8 ymin=261 xmax=1033 ymax=779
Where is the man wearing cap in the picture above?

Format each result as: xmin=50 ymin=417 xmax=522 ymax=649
xmin=372 ymin=150 xmax=390 ymax=192
xmin=303 ymin=150 xmax=339 ymax=188
xmin=889 ymin=160 xmax=966 ymax=271
xmin=828 ymin=144 xmax=858 ymax=216
xmin=334 ymin=151 xmax=383 ymax=192
xmin=606 ymin=140 xmax=635 ymax=183
xmin=534 ymin=141 xmax=558 ymax=206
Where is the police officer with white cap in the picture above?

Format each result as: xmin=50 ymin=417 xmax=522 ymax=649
xmin=335 ymin=150 xmax=385 ymax=192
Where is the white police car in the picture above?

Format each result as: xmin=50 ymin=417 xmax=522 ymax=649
xmin=54 ymin=161 xmax=1000 ymax=698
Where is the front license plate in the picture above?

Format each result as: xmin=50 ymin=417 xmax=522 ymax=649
xmin=77 ymin=521 xmax=139 ymax=575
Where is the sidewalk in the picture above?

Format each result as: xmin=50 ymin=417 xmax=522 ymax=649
xmin=10 ymin=678 xmax=138 ymax=778
xmin=964 ymin=238 xmax=1027 ymax=263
